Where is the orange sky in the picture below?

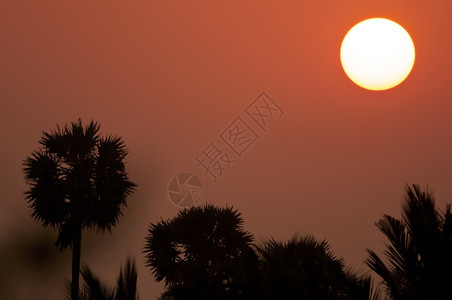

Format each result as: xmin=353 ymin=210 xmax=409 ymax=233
xmin=2 ymin=1 xmax=452 ymax=299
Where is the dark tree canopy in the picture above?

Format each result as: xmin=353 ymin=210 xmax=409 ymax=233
xmin=257 ymin=235 xmax=377 ymax=300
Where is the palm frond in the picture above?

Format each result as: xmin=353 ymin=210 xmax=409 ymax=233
xmin=367 ymin=184 xmax=452 ymax=299
xmin=366 ymin=249 xmax=404 ymax=298
xmin=116 ymin=256 xmax=139 ymax=300
xmin=402 ymin=184 xmax=441 ymax=252
xmin=80 ymin=265 xmax=115 ymax=300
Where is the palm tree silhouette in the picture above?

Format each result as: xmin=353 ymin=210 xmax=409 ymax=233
xmin=366 ymin=184 xmax=452 ymax=299
xmin=143 ymin=204 xmax=256 ymax=299
xmin=23 ymin=119 xmax=136 ymax=300
xmin=257 ymin=235 xmax=379 ymax=300
xmin=64 ymin=256 xmax=139 ymax=300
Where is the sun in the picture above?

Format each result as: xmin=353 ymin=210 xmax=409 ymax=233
xmin=340 ymin=18 xmax=415 ymax=91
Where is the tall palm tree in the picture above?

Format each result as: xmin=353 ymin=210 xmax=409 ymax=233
xmin=143 ymin=204 xmax=256 ymax=299
xmin=366 ymin=184 xmax=452 ymax=299
xmin=23 ymin=119 xmax=136 ymax=300
xmin=257 ymin=235 xmax=379 ymax=300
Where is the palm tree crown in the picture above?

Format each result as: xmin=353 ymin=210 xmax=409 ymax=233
xmin=144 ymin=204 xmax=255 ymax=299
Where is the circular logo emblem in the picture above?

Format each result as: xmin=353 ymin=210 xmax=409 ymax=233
xmin=168 ymin=173 xmax=203 ymax=208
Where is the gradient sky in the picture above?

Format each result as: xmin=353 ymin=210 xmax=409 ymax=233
xmin=2 ymin=1 xmax=452 ymax=299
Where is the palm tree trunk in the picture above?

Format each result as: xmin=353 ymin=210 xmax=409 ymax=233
xmin=71 ymin=225 xmax=82 ymax=300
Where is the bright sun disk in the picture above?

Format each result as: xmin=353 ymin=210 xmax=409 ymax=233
xmin=340 ymin=18 xmax=415 ymax=91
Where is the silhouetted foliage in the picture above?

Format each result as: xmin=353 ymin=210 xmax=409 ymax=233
xmin=366 ymin=184 xmax=452 ymax=299
xmin=64 ymin=256 xmax=139 ymax=300
xmin=257 ymin=235 xmax=379 ymax=300
xmin=23 ymin=119 xmax=136 ymax=300
xmin=144 ymin=204 xmax=256 ymax=299
xmin=144 ymin=204 xmax=381 ymax=299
